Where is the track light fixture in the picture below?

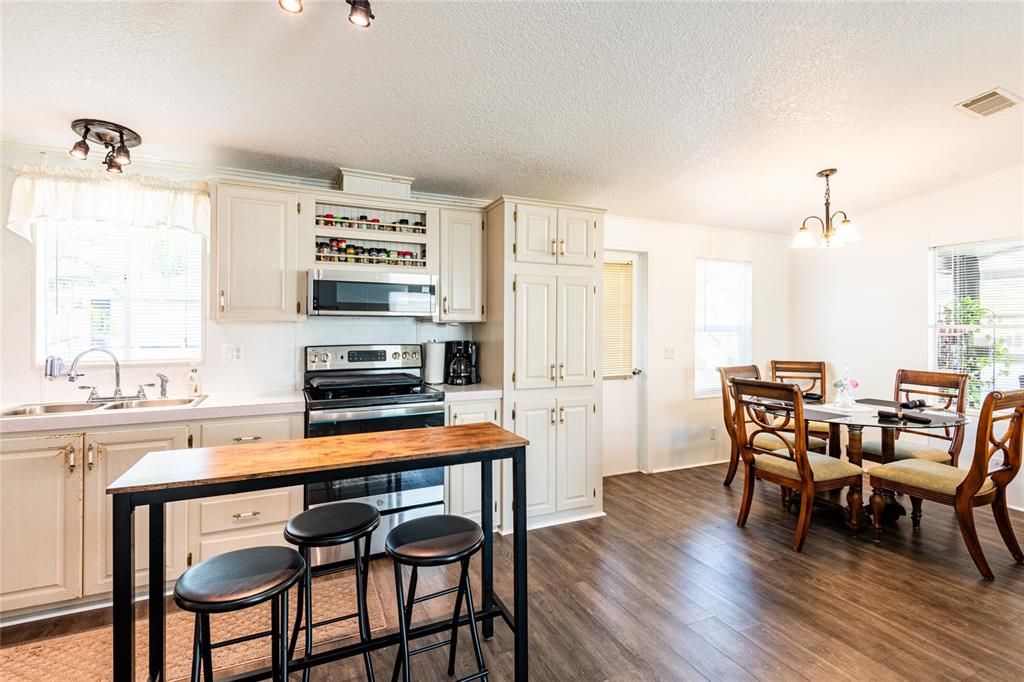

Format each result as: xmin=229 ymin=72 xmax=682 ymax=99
xmin=346 ymin=0 xmax=374 ymax=28
xmin=278 ymin=0 xmax=303 ymax=14
xmin=68 ymin=119 xmax=141 ymax=173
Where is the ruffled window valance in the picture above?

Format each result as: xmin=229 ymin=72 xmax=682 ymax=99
xmin=5 ymin=164 xmax=211 ymax=242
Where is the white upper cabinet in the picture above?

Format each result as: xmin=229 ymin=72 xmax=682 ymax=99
xmin=214 ymin=183 xmax=302 ymax=321
xmin=514 ymin=204 xmax=558 ymax=265
xmin=0 ymin=433 xmax=83 ymax=612
xmin=439 ymin=208 xmax=485 ymax=322
xmin=513 ymin=398 xmax=558 ymax=518
xmin=514 ymin=274 xmax=558 ymax=389
xmin=556 ymin=397 xmax=596 ymax=512
xmin=557 ymin=209 xmax=597 ymax=267
xmin=557 ymin=276 xmax=595 ymax=387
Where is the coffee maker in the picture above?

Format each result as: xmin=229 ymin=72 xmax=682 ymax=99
xmin=444 ymin=341 xmax=480 ymax=385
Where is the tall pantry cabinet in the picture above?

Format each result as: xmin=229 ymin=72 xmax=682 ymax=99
xmin=478 ymin=197 xmax=604 ymax=531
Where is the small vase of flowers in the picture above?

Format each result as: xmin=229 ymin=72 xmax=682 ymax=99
xmin=832 ymin=367 xmax=859 ymax=408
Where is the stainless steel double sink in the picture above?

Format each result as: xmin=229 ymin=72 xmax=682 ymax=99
xmin=1 ymin=396 xmax=207 ymax=417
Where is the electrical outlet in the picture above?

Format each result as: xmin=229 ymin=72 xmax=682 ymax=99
xmin=710 ymin=426 xmax=718 ymax=441
xmin=222 ymin=344 xmax=245 ymax=363
xmin=663 ymin=346 xmax=675 ymax=359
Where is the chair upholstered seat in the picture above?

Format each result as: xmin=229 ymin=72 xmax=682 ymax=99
xmin=284 ymin=501 xmax=380 ymax=547
xmin=861 ymin=436 xmax=952 ymax=463
xmin=753 ymin=430 xmax=826 ymax=451
xmin=870 ymin=459 xmax=995 ymax=497
xmin=754 ymin=451 xmax=862 ymax=482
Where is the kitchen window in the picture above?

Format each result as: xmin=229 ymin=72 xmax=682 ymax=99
xmin=36 ymin=220 xmax=203 ymax=363
xmin=929 ymin=239 xmax=1024 ymax=409
xmin=694 ymin=258 xmax=752 ymax=398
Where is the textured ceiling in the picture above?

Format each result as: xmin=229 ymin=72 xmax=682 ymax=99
xmin=2 ymin=1 xmax=1022 ymax=231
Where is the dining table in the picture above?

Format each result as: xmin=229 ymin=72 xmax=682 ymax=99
xmin=106 ymin=422 xmax=530 ymax=682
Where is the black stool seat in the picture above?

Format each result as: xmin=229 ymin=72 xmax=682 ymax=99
xmin=386 ymin=514 xmax=484 ymax=567
xmin=174 ymin=546 xmax=304 ymax=614
xmin=284 ymin=501 xmax=380 ymax=547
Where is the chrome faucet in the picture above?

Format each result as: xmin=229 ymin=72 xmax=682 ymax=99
xmin=156 ymin=373 xmax=169 ymax=398
xmin=44 ymin=348 xmax=124 ymax=402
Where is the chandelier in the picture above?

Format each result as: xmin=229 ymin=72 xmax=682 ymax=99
xmin=791 ymin=168 xmax=860 ymax=249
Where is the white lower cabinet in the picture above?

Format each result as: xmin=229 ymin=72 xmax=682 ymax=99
xmin=83 ymin=425 xmax=191 ymax=596
xmin=514 ymin=397 xmax=595 ymax=518
xmin=446 ymin=399 xmax=501 ymax=524
xmin=0 ymin=433 xmax=84 ymax=612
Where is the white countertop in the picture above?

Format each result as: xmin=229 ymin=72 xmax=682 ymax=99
xmin=438 ymin=384 xmax=503 ymax=402
xmin=0 ymin=391 xmax=306 ymax=435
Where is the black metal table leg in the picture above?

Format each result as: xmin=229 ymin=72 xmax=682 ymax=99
xmin=481 ymin=459 xmax=494 ymax=639
xmin=149 ymin=502 xmax=166 ymax=682
xmin=511 ymin=446 xmax=528 ymax=681
xmin=112 ymin=493 xmax=136 ymax=682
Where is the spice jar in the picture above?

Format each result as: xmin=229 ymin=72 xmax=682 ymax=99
xmin=345 ymin=244 xmax=356 ymax=263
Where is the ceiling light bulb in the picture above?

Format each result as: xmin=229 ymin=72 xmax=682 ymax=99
xmin=790 ymin=226 xmax=817 ymax=250
xmin=347 ymin=0 xmax=374 ymax=27
xmin=835 ymin=218 xmax=860 ymax=243
xmin=278 ymin=0 xmax=303 ymax=14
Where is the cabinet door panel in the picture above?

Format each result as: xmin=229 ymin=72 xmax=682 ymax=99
xmin=83 ymin=426 xmax=190 ymax=596
xmin=557 ymin=276 xmax=595 ymax=387
xmin=514 ymin=274 xmax=557 ymax=390
xmin=557 ymin=209 xmax=595 ymax=266
xmin=514 ymin=204 xmax=557 ymax=265
xmin=513 ymin=399 xmax=558 ymax=517
xmin=447 ymin=399 xmax=501 ymax=523
xmin=556 ymin=398 xmax=595 ymax=512
xmin=0 ymin=434 xmax=83 ymax=611
xmin=440 ymin=209 xmax=484 ymax=322
xmin=215 ymin=184 xmax=299 ymax=321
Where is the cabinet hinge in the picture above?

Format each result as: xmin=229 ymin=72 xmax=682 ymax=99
xmin=512 ymin=242 xmax=517 ymax=255
xmin=297 ymin=202 xmax=302 ymax=215
xmin=187 ymin=434 xmax=194 ymax=448
xmin=593 ymin=488 xmax=597 ymax=498
xmin=512 ymin=371 xmax=516 ymax=383
xmin=186 ymin=551 xmax=193 ymax=567
xmin=512 ymin=280 xmax=517 ymax=293
xmin=297 ymin=301 xmax=301 ymax=314
xmin=513 ymin=209 xmax=518 ymax=223
xmin=511 ymin=408 xmax=516 ymax=420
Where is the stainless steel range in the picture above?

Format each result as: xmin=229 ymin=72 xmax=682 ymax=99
xmin=303 ymin=344 xmax=446 ymax=564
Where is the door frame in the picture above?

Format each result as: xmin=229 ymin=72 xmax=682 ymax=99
xmin=601 ymin=249 xmax=650 ymax=475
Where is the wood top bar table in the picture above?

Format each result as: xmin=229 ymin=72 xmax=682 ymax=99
xmin=106 ymin=422 xmax=530 ymax=682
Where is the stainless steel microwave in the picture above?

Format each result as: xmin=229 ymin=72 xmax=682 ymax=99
xmin=307 ymin=269 xmax=436 ymax=317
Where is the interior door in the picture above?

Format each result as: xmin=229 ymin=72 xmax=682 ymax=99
xmin=439 ymin=208 xmax=484 ymax=322
xmin=601 ymin=252 xmax=642 ymax=475
xmin=556 ymin=397 xmax=595 ymax=512
xmin=557 ymin=209 xmax=595 ymax=266
xmin=513 ymin=399 xmax=558 ymax=517
xmin=215 ymin=184 xmax=299 ymax=321
xmin=514 ymin=204 xmax=557 ymax=265
xmin=514 ymin=274 xmax=557 ymax=390
xmin=557 ymin=276 xmax=595 ymax=387
xmin=0 ymin=433 xmax=83 ymax=612
xmin=83 ymin=425 xmax=190 ymax=596
xmin=447 ymin=399 xmax=501 ymax=523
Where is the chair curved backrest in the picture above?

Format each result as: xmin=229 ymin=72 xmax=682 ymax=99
xmin=731 ymin=378 xmax=811 ymax=482
xmin=719 ymin=365 xmax=761 ymax=444
xmin=958 ymin=389 xmax=1024 ymax=499
xmin=893 ymin=369 xmax=969 ymax=461
xmin=770 ymin=361 xmax=826 ymax=399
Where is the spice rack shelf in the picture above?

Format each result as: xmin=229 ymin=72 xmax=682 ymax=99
xmin=314 ymin=217 xmax=428 ymax=237
xmin=315 ymin=225 xmax=429 ymax=245
xmin=315 ymin=254 xmax=428 ymax=267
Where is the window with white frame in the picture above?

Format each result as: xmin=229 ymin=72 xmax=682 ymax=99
xmin=36 ymin=221 xmax=203 ymax=364
xmin=929 ymin=239 xmax=1024 ymax=410
xmin=694 ymin=259 xmax=752 ymax=397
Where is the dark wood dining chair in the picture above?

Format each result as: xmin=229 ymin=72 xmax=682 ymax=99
xmin=769 ymin=360 xmax=832 ymax=440
xmin=869 ymin=389 xmax=1024 ymax=580
xmin=861 ymin=368 xmax=969 ymax=466
xmin=732 ymin=378 xmax=863 ymax=552
xmin=720 ymin=366 xmax=827 ymax=487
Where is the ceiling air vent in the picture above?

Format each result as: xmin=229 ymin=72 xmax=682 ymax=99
xmin=956 ymin=88 xmax=1019 ymax=118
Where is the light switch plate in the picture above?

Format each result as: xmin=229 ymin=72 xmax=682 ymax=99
xmin=663 ymin=346 xmax=675 ymax=359
xmin=222 ymin=344 xmax=245 ymax=363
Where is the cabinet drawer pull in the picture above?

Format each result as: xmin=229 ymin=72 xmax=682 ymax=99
xmin=550 ymin=239 xmax=557 ymax=255
xmin=232 ymin=511 xmax=261 ymax=519
xmin=558 ymin=363 xmax=565 ymax=381
xmin=233 ymin=435 xmax=262 ymax=442
xmin=549 ymin=364 xmax=556 ymax=382
xmin=66 ymin=444 xmax=76 ymax=473
xmin=86 ymin=443 xmax=95 ymax=471
xmin=559 ymin=239 xmax=566 ymax=257
xmin=559 ymin=406 xmax=566 ymax=424
xmin=219 ymin=290 xmax=226 ymax=312
xmin=550 ymin=408 xmax=556 ymax=424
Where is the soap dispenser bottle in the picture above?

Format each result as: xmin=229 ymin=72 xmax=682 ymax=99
xmin=186 ymin=366 xmax=202 ymax=396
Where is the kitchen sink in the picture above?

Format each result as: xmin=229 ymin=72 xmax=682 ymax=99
xmin=104 ymin=396 xmax=207 ymax=410
xmin=1 ymin=402 xmax=107 ymax=416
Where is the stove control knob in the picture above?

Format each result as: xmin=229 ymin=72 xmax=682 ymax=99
xmin=318 ymin=353 xmax=330 ymax=363
xmin=402 ymin=352 xmax=409 ymax=359
xmin=411 ymin=351 xmax=419 ymax=359
xmin=392 ymin=352 xmax=400 ymax=360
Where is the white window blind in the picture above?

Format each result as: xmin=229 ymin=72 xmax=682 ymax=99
xmin=603 ymin=259 xmax=634 ymax=378
xmin=36 ymin=221 xmax=203 ymax=364
xmin=930 ymin=239 xmax=1024 ymax=409
xmin=694 ymin=259 xmax=752 ymax=398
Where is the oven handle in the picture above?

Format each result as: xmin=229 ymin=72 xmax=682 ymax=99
xmin=307 ymin=402 xmax=445 ymax=424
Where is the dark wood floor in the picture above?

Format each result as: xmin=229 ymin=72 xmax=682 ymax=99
xmin=5 ymin=464 xmax=1024 ymax=680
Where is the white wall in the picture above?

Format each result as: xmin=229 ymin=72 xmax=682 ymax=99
xmin=605 ymin=216 xmax=791 ymax=473
xmin=789 ymin=163 xmax=1024 ymax=506
xmin=0 ymin=143 xmax=470 ymax=405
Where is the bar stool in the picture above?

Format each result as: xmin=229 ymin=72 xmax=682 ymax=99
xmin=284 ymin=501 xmax=380 ymax=681
xmin=387 ymin=514 xmax=488 ymax=682
xmin=173 ymin=546 xmax=304 ymax=682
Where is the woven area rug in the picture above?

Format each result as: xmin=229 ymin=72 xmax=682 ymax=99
xmin=0 ymin=573 xmax=387 ymax=681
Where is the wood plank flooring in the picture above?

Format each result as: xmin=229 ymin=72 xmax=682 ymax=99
xmin=4 ymin=464 xmax=1024 ymax=680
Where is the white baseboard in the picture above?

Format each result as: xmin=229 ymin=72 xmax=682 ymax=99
xmin=604 ymin=468 xmax=641 ymax=477
xmin=646 ymin=458 xmax=729 ymax=474
xmin=528 ymin=510 xmax=606 ymax=531
xmin=1010 ymin=504 xmax=1024 ymax=513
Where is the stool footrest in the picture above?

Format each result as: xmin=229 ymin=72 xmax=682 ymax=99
xmin=457 ymin=669 xmax=489 ymax=682
xmin=413 ymin=585 xmax=460 ymax=604
xmin=211 ymin=628 xmax=272 ymax=650
xmin=409 ymin=638 xmax=451 ymax=656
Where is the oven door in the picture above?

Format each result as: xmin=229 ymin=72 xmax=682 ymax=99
xmin=309 ymin=270 xmax=436 ymax=317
